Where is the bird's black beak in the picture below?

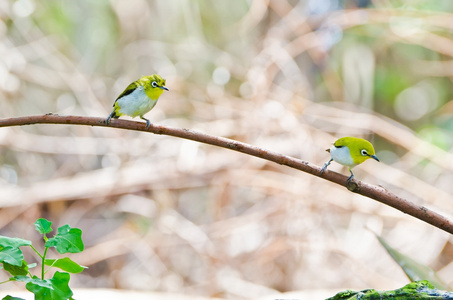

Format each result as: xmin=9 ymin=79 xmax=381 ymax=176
xmin=370 ymin=155 xmax=380 ymax=162
xmin=160 ymin=86 xmax=169 ymax=91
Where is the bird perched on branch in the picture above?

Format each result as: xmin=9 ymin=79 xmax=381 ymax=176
xmin=106 ymin=74 xmax=168 ymax=129
xmin=321 ymin=137 xmax=379 ymax=183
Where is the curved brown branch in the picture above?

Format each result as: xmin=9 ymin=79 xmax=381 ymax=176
xmin=1 ymin=114 xmax=453 ymax=235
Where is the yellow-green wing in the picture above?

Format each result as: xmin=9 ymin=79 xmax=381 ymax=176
xmin=333 ymin=137 xmax=348 ymax=147
xmin=113 ymin=81 xmax=139 ymax=106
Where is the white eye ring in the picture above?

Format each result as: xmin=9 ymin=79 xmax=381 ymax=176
xmin=361 ymin=149 xmax=368 ymax=156
xmin=151 ymin=81 xmax=158 ymax=88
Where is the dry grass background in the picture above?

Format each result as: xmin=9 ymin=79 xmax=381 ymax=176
xmin=1 ymin=0 xmax=453 ymax=299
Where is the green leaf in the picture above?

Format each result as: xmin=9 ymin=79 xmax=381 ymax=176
xmin=3 ymin=260 xmax=29 ymax=276
xmin=376 ymin=235 xmax=450 ymax=290
xmin=35 ymin=219 xmax=53 ymax=235
xmin=28 ymin=263 xmax=37 ymax=269
xmin=0 ymin=247 xmax=24 ymax=266
xmin=12 ymin=275 xmax=36 ymax=284
xmin=2 ymin=296 xmax=26 ymax=300
xmin=45 ymin=257 xmax=87 ymax=273
xmin=0 ymin=236 xmax=31 ymax=248
xmin=45 ymin=225 xmax=84 ymax=254
xmin=25 ymin=271 xmax=73 ymax=300
xmin=0 ymin=237 xmax=31 ymax=267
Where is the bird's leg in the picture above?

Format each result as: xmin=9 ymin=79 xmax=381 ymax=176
xmin=106 ymin=111 xmax=115 ymax=125
xmin=140 ymin=116 xmax=151 ymax=129
xmin=321 ymin=158 xmax=333 ymax=174
xmin=346 ymin=169 xmax=355 ymax=184
xmin=345 ymin=168 xmax=360 ymax=191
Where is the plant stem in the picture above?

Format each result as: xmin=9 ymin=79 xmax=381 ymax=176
xmin=29 ymin=245 xmax=43 ymax=258
xmin=41 ymin=247 xmax=48 ymax=280
xmin=0 ymin=279 xmax=13 ymax=284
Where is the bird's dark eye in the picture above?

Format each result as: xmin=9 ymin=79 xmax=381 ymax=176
xmin=361 ymin=149 xmax=368 ymax=156
xmin=151 ymin=81 xmax=158 ymax=88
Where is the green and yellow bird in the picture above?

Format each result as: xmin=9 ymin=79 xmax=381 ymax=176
xmin=106 ymin=74 xmax=168 ymax=129
xmin=321 ymin=137 xmax=379 ymax=183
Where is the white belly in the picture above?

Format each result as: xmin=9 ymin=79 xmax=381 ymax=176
xmin=330 ymin=145 xmax=356 ymax=167
xmin=116 ymin=87 xmax=158 ymax=117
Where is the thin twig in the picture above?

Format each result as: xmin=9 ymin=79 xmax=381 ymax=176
xmin=1 ymin=114 xmax=452 ymax=235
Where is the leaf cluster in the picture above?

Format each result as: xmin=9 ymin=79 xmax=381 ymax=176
xmin=0 ymin=218 xmax=86 ymax=300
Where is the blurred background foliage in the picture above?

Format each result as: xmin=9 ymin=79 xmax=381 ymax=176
xmin=1 ymin=0 xmax=453 ymax=299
